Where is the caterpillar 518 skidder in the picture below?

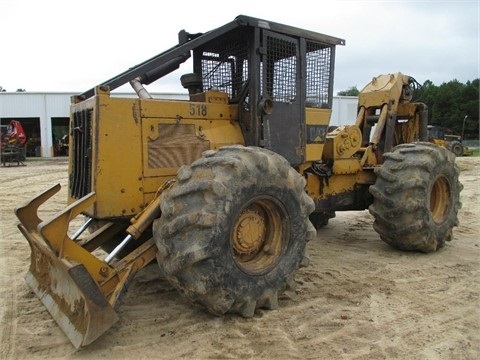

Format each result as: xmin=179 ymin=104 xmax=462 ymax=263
xmin=15 ymin=15 xmax=462 ymax=348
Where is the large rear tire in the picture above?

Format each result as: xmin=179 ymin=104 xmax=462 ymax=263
xmin=369 ymin=142 xmax=462 ymax=252
xmin=153 ymin=145 xmax=315 ymax=317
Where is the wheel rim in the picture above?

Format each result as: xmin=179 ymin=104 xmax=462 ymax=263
xmin=231 ymin=196 xmax=288 ymax=275
xmin=430 ymin=176 xmax=451 ymax=224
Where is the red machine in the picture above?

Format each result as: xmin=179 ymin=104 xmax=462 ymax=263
xmin=1 ymin=120 xmax=27 ymax=147
xmin=1 ymin=120 xmax=27 ymax=166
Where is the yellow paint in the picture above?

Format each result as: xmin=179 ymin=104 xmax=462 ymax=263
xmin=70 ymin=88 xmax=243 ymax=219
xmin=305 ymin=107 xmax=331 ymax=161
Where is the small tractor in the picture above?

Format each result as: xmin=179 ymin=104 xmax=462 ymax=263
xmin=427 ymin=124 xmax=473 ymax=156
xmin=15 ymin=15 xmax=462 ymax=348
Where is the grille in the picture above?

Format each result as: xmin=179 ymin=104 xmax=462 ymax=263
xmin=148 ymin=124 xmax=210 ymax=168
xmin=70 ymin=109 xmax=92 ymax=199
xmin=305 ymin=42 xmax=332 ymax=107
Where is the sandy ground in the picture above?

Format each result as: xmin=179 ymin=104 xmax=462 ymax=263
xmin=0 ymin=156 xmax=478 ymax=360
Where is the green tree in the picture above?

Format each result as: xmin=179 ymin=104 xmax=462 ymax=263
xmin=460 ymin=80 xmax=479 ymax=140
xmin=337 ymin=86 xmax=359 ymax=96
xmin=417 ymin=79 xmax=479 ymax=140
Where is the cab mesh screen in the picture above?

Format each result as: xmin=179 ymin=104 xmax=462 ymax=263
xmin=305 ymin=42 xmax=332 ymax=107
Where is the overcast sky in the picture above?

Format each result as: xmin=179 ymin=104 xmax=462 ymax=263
xmin=1 ymin=0 xmax=478 ymax=95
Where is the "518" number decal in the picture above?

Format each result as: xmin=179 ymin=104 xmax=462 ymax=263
xmin=189 ymin=104 xmax=207 ymax=116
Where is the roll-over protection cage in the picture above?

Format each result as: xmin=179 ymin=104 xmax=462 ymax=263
xmin=76 ymin=15 xmax=344 ymax=163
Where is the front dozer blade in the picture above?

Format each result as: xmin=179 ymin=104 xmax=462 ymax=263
xmin=22 ymin=235 xmax=119 ymax=348
xmin=16 ymin=184 xmax=118 ymax=348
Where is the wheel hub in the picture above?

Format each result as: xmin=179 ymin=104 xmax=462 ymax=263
xmin=230 ymin=198 xmax=287 ymax=275
xmin=232 ymin=209 xmax=266 ymax=256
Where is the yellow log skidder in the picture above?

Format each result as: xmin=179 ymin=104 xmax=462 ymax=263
xmin=15 ymin=15 xmax=462 ymax=348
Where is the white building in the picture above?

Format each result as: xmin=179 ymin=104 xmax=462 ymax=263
xmin=0 ymin=92 xmax=358 ymax=158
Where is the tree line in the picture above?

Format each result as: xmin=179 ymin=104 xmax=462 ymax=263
xmin=338 ymin=78 xmax=479 ymax=140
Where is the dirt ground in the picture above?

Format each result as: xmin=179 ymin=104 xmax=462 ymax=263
xmin=0 ymin=156 xmax=478 ymax=359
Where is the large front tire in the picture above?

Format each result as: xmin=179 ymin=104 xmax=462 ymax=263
xmin=153 ymin=146 xmax=315 ymax=317
xmin=369 ymin=142 xmax=462 ymax=252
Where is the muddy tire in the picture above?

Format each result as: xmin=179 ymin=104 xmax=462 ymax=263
xmin=153 ymin=145 xmax=316 ymax=317
xmin=369 ymin=142 xmax=462 ymax=252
